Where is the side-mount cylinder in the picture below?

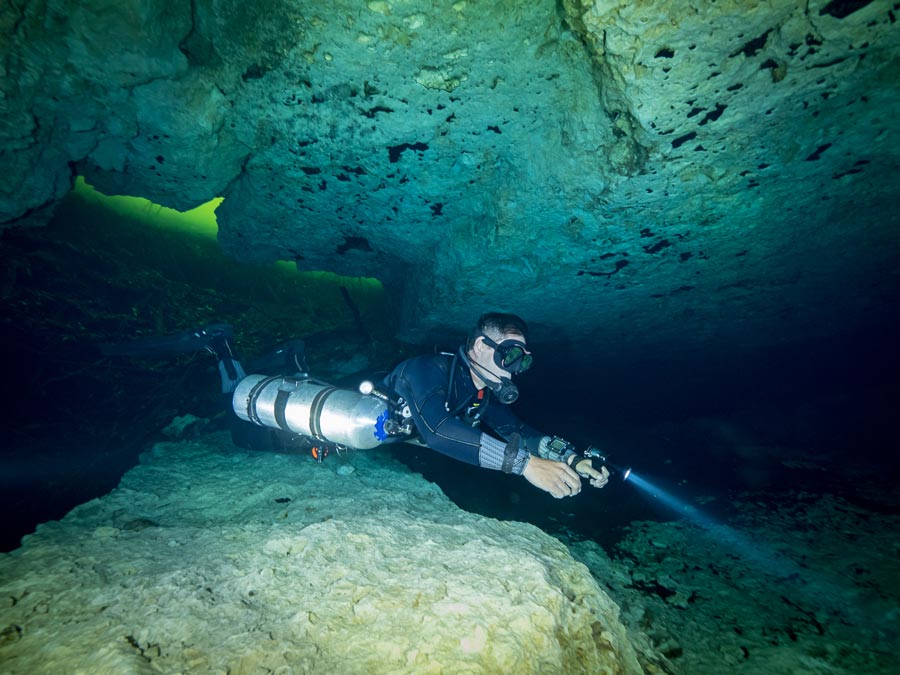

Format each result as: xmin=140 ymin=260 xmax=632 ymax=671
xmin=232 ymin=374 xmax=392 ymax=449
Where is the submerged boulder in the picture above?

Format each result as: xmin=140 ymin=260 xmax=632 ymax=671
xmin=0 ymin=433 xmax=656 ymax=673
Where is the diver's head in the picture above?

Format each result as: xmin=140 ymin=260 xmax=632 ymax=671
xmin=464 ymin=312 xmax=533 ymax=403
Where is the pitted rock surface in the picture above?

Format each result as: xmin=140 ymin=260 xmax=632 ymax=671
xmin=0 ymin=433 xmax=658 ymax=674
xmin=2 ymin=0 xmax=898 ymax=356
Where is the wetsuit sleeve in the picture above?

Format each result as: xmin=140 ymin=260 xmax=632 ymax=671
xmin=387 ymin=357 xmax=529 ymax=473
xmin=482 ymin=401 xmax=546 ymax=456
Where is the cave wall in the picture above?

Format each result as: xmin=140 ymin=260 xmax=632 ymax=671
xmin=2 ymin=0 xmax=898 ymax=356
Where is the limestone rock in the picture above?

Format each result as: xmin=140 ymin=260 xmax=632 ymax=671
xmin=2 ymin=0 xmax=898 ymax=357
xmin=568 ymin=492 xmax=900 ymax=674
xmin=0 ymin=433 xmax=652 ymax=674
xmin=161 ymin=413 xmax=210 ymax=439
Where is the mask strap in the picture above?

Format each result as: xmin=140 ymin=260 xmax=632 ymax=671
xmin=459 ymin=347 xmax=501 ymax=393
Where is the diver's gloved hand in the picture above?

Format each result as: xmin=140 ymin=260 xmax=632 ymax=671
xmin=573 ymin=459 xmax=610 ymax=489
xmin=522 ymin=456 xmax=583 ymax=499
xmin=537 ymin=436 xmax=610 ymax=490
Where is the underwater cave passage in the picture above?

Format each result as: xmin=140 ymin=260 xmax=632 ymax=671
xmin=49 ymin=177 xmax=389 ymax=342
xmin=336 ymin=236 xmax=373 ymax=254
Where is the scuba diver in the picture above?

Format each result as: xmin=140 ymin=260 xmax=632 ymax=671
xmin=381 ymin=312 xmax=609 ymax=499
xmin=100 ymin=313 xmax=610 ymax=498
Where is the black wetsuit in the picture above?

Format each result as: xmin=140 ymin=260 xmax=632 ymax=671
xmin=383 ymin=352 xmax=544 ymax=473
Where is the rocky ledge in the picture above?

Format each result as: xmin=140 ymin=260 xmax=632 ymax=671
xmin=0 ymin=432 xmax=663 ymax=674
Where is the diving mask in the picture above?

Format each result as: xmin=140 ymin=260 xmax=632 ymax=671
xmin=478 ymin=334 xmax=533 ymax=373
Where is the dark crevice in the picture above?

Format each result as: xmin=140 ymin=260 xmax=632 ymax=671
xmin=336 ymin=236 xmax=373 ymax=255
xmin=699 ymin=103 xmax=727 ymax=126
xmin=643 ymin=239 xmax=672 ymax=255
xmin=805 ymin=143 xmax=832 ymax=161
xmin=241 ymin=63 xmax=269 ymax=81
xmin=577 ymin=260 xmax=629 ymax=278
xmin=671 ymin=131 xmax=697 ymax=149
xmin=819 ymin=0 xmax=875 ymax=18
xmin=387 ymin=142 xmax=429 ymax=163
xmin=730 ymin=30 xmax=773 ymax=59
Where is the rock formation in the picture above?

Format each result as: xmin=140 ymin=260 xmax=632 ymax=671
xmin=0 ymin=433 xmax=662 ymax=673
xmin=2 ymin=0 xmax=898 ymax=354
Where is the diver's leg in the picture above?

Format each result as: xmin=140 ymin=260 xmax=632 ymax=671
xmin=206 ymin=333 xmax=247 ymax=393
xmin=205 ymin=334 xmax=282 ymax=451
xmin=97 ymin=323 xmax=235 ymax=357
xmin=247 ymin=339 xmax=308 ymax=376
xmin=280 ymin=339 xmax=309 ymax=376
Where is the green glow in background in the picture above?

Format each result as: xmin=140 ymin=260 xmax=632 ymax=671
xmin=72 ymin=176 xmax=383 ymax=294
xmin=8 ymin=177 xmax=397 ymax=359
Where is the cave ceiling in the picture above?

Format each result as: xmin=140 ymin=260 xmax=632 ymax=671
xmin=2 ymin=0 xmax=898 ymax=360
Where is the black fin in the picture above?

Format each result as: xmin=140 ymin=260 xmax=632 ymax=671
xmin=97 ymin=323 xmax=234 ymax=358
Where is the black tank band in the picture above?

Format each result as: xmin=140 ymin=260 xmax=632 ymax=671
xmin=245 ymin=375 xmax=282 ymax=426
xmin=309 ymin=386 xmax=339 ymax=440
xmin=274 ymin=388 xmax=291 ymax=431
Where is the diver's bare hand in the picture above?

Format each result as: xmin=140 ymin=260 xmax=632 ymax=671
xmin=575 ymin=460 xmax=609 ymax=489
xmin=522 ymin=456 xmax=582 ymax=498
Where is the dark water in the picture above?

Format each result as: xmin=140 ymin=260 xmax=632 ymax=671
xmin=387 ymin=325 xmax=900 ymax=549
xmin=0 ymin=192 xmax=395 ymax=551
xmin=2 ymin=193 xmax=899 ymax=552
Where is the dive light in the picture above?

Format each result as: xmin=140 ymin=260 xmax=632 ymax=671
xmin=584 ymin=447 xmax=632 ymax=481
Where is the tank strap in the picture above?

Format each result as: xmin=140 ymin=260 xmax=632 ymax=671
xmin=272 ymin=378 xmax=302 ymax=431
xmin=244 ymin=375 xmax=282 ymax=425
xmin=309 ymin=386 xmax=339 ymax=440
xmin=273 ymin=388 xmax=291 ymax=431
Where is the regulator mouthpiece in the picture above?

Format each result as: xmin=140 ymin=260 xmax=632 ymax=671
xmin=491 ymin=377 xmax=520 ymax=404
xmin=459 ymin=348 xmax=519 ymax=404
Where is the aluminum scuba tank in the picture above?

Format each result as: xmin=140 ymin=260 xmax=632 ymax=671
xmin=232 ymin=374 xmax=391 ymax=449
